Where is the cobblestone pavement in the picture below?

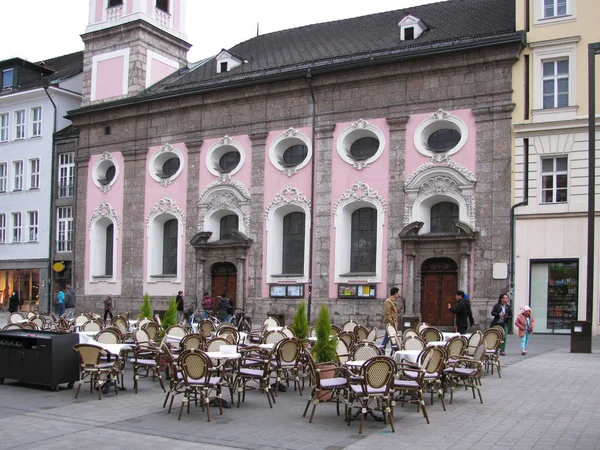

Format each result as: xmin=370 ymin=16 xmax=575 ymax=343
xmin=1 ymin=312 xmax=599 ymax=450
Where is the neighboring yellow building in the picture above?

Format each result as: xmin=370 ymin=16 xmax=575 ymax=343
xmin=512 ymin=0 xmax=600 ymax=334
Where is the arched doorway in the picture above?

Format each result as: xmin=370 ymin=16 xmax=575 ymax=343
xmin=211 ymin=262 xmax=237 ymax=306
xmin=421 ymin=258 xmax=457 ymax=326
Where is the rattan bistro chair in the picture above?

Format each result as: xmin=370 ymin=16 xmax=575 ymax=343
xmin=443 ymin=341 xmax=487 ymax=404
xmin=273 ymin=337 xmax=303 ymax=396
xmin=178 ymin=349 xmax=223 ymax=421
xmin=130 ymin=329 xmax=166 ymax=394
xmin=347 ymin=356 xmax=396 ymax=434
xmin=73 ymin=343 xmax=119 ymax=400
xmin=483 ymin=328 xmax=503 ymax=378
xmin=237 ymin=346 xmax=277 ymax=408
xmin=420 ymin=327 xmax=443 ymax=343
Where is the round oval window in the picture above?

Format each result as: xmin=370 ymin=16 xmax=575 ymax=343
xmin=161 ymin=157 xmax=180 ymax=178
xmin=350 ymin=137 xmax=379 ymax=161
xmin=427 ymin=129 xmax=461 ymax=152
xmin=282 ymin=144 xmax=308 ymax=167
xmin=104 ymin=165 xmax=116 ymax=184
xmin=219 ymin=151 xmax=241 ymax=173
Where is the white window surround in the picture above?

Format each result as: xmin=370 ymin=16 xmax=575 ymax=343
xmin=336 ymin=119 xmax=386 ymax=170
xmin=333 ymin=181 xmax=387 ymax=283
xmin=198 ymin=178 xmax=251 ymax=239
xmin=89 ymin=206 xmax=119 ymax=282
xmin=0 ymin=213 xmax=5 ymax=243
xmin=11 ymin=212 xmax=22 ymax=243
xmin=404 ymin=166 xmax=476 ymax=232
xmin=92 ymin=151 xmax=119 ymax=192
xmin=265 ymin=185 xmax=312 ymax=283
xmin=148 ymin=143 xmax=184 ymax=186
xmin=413 ymin=109 xmax=468 ymax=160
xmin=58 ymin=152 xmax=75 ymax=198
xmin=530 ymin=37 xmax=578 ymax=120
xmin=57 ymin=206 xmax=73 ymax=252
xmin=145 ymin=196 xmax=185 ymax=283
xmin=0 ymin=113 xmax=8 ymax=142
xmin=27 ymin=210 xmax=38 ymax=242
xmin=91 ymin=48 xmax=130 ymax=101
xmin=533 ymin=0 xmax=575 ymax=25
xmin=102 ymin=0 xmax=129 ymax=22
xmin=206 ymin=136 xmax=245 ymax=177
xmin=13 ymin=160 xmax=23 ymax=191
xmin=31 ymin=106 xmax=42 ymax=137
xmin=268 ymin=128 xmax=312 ymax=177
xmin=145 ymin=49 xmax=179 ymax=87
xmin=29 ymin=158 xmax=40 ymax=189
xmin=14 ymin=110 xmax=25 ymax=140
xmin=216 ymin=50 xmax=244 ymax=73
xmin=0 ymin=162 xmax=6 ymax=192
xmin=397 ymin=14 xmax=427 ymax=41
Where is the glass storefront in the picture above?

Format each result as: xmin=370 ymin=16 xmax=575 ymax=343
xmin=530 ymin=260 xmax=579 ymax=334
xmin=0 ymin=269 xmax=40 ymax=311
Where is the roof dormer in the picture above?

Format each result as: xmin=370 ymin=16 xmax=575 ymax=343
xmin=398 ymin=14 xmax=427 ymax=41
xmin=216 ymin=50 xmax=245 ymax=74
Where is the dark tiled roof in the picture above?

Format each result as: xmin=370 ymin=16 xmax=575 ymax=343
xmin=144 ymin=0 xmax=517 ymax=97
xmin=0 ymin=51 xmax=83 ymax=96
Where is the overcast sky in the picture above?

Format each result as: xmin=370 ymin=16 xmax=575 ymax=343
xmin=0 ymin=0 xmax=443 ymax=63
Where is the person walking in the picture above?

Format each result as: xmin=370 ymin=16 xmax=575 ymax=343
xmin=175 ymin=291 xmax=184 ymax=323
xmin=381 ymin=287 xmax=400 ymax=349
xmin=490 ymin=292 xmax=513 ymax=355
xmin=56 ymin=288 xmax=65 ymax=317
xmin=217 ymin=293 xmax=232 ymax=323
xmin=8 ymin=289 xmax=19 ymax=313
xmin=64 ymin=284 xmax=76 ymax=320
xmin=103 ymin=293 xmax=114 ymax=323
xmin=201 ymin=291 xmax=214 ymax=319
xmin=448 ymin=290 xmax=474 ymax=334
xmin=515 ymin=305 xmax=535 ymax=355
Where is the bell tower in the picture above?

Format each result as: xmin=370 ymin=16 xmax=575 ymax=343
xmin=81 ymin=0 xmax=191 ymax=106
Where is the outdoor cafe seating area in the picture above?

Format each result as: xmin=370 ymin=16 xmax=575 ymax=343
xmin=2 ymin=311 xmax=506 ymax=432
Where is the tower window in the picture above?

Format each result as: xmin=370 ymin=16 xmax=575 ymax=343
xmin=108 ymin=0 xmax=123 ymax=7
xmin=430 ymin=202 xmax=459 ymax=233
xmin=220 ymin=214 xmax=239 ymax=240
xmin=156 ymin=0 xmax=169 ymax=13
xmin=220 ymin=62 xmax=228 ymax=73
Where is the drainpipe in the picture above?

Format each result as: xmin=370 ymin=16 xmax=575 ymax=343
xmin=44 ymin=84 xmax=58 ymax=315
xmin=509 ymin=137 xmax=529 ymax=313
xmin=306 ymin=69 xmax=316 ymax=323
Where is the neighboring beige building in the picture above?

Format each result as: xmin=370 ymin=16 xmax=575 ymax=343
xmin=512 ymin=0 xmax=600 ymax=334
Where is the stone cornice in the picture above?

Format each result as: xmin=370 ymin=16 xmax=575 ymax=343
xmin=386 ymin=116 xmax=410 ymax=131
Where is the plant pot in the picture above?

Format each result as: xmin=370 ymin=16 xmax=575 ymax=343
xmin=315 ymin=362 xmax=337 ymax=401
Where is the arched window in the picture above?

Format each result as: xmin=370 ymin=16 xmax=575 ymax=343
xmin=350 ymin=207 xmax=376 ymax=273
xmin=104 ymin=224 xmax=114 ymax=276
xmin=162 ymin=219 xmax=178 ymax=275
xmin=282 ymin=212 xmax=305 ymax=274
xmin=430 ymin=202 xmax=459 ymax=233
xmin=219 ymin=214 xmax=239 ymax=240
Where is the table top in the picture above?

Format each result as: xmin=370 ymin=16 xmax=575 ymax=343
xmin=205 ymin=351 xmax=241 ymax=360
xmin=427 ymin=341 xmax=447 ymax=347
xmin=393 ymin=349 xmax=421 ymax=364
xmin=266 ymin=326 xmax=283 ymax=332
xmin=259 ymin=343 xmax=275 ymax=349
xmin=86 ymin=339 xmax=132 ymax=355
xmin=346 ymin=360 xmax=366 ymax=367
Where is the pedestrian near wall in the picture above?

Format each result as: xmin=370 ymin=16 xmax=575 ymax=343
xmin=175 ymin=291 xmax=184 ymax=323
xmin=381 ymin=287 xmax=399 ymax=349
xmin=103 ymin=293 xmax=114 ymax=323
xmin=448 ymin=290 xmax=474 ymax=334
xmin=515 ymin=305 xmax=535 ymax=355
xmin=56 ymin=288 xmax=65 ymax=317
xmin=490 ymin=292 xmax=513 ymax=355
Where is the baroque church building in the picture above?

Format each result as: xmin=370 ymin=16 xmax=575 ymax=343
xmin=69 ymin=0 xmax=524 ymax=327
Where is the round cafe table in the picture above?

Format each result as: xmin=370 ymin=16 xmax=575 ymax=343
xmin=393 ymin=349 xmax=421 ymax=364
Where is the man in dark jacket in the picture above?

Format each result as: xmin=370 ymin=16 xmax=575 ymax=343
xmin=64 ymin=284 xmax=76 ymax=320
xmin=175 ymin=291 xmax=184 ymax=323
xmin=8 ymin=289 xmax=19 ymax=313
xmin=448 ymin=290 xmax=474 ymax=334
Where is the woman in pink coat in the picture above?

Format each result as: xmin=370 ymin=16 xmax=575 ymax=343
xmin=514 ymin=305 xmax=535 ymax=355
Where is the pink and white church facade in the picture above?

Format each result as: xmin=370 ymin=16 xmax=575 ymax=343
xmin=69 ymin=0 xmax=523 ymax=326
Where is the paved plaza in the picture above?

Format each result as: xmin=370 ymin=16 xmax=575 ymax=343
xmin=1 ymin=313 xmax=600 ymax=450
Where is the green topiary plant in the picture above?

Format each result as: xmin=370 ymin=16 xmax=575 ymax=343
xmin=139 ymin=292 xmax=152 ymax=319
xmin=160 ymin=297 xmax=178 ymax=336
xmin=311 ymin=304 xmax=338 ymax=363
xmin=291 ymin=301 xmax=310 ymax=340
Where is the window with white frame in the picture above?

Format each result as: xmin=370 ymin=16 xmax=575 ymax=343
xmin=29 ymin=158 xmax=39 ymax=189
xmin=90 ymin=218 xmax=115 ymax=278
xmin=31 ymin=107 xmax=42 ymax=137
xmin=541 ymin=156 xmax=568 ymax=203
xmin=13 ymin=160 xmax=23 ymax=191
xmin=28 ymin=210 xmax=38 ymax=242
xmin=14 ymin=110 xmax=25 ymax=139
xmin=58 ymin=153 xmax=75 ymax=197
xmin=543 ymin=0 xmax=567 ymax=18
xmin=0 ymin=113 xmax=8 ymax=142
xmin=0 ymin=213 xmax=5 ymax=243
xmin=350 ymin=207 xmax=377 ymax=273
xmin=11 ymin=212 xmax=21 ymax=243
xmin=542 ymin=59 xmax=569 ymax=109
xmin=57 ymin=206 xmax=73 ymax=252
xmin=0 ymin=162 xmax=6 ymax=192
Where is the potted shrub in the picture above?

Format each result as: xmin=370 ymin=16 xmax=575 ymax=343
xmin=139 ymin=293 xmax=152 ymax=319
xmin=311 ymin=304 xmax=339 ymax=400
xmin=291 ymin=301 xmax=310 ymax=342
xmin=160 ymin=297 xmax=178 ymax=338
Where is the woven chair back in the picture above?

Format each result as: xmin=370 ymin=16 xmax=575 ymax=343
xmin=74 ymin=344 xmax=104 ymax=366
xmin=351 ymin=343 xmax=380 ymax=361
xmin=180 ymin=333 xmax=206 ymax=351
xmin=446 ymin=335 xmax=467 ymax=357
xmin=281 ymin=326 xmax=295 ymax=338
xmin=466 ymin=330 xmax=483 ymax=356
xmin=402 ymin=328 xmax=419 ymax=339
xmin=416 ymin=322 xmax=431 ymax=334
xmin=111 ymin=316 xmax=129 ymax=335
xmin=3 ymin=324 xmax=23 ymax=330
xmin=264 ymin=317 xmax=280 ymax=327
xmin=264 ymin=330 xmax=286 ymax=344
xmin=95 ymin=330 xmax=120 ymax=344
xmin=206 ymin=337 xmax=230 ymax=352
xmin=342 ymin=320 xmax=358 ymax=332
xmin=74 ymin=314 xmax=89 ymax=326
xmin=276 ymin=338 xmax=301 ymax=364
xmin=421 ymin=327 xmax=443 ymax=343
xmin=330 ymin=325 xmax=342 ymax=336
xmin=21 ymin=322 xmax=38 ymax=330
xmin=216 ymin=327 xmax=239 ymax=344
xmin=82 ymin=320 xmax=103 ymax=332
xmin=355 ymin=325 xmax=369 ymax=340
xmin=338 ymin=331 xmax=355 ymax=349
xmin=134 ymin=328 xmax=151 ymax=344
xmin=364 ymin=356 xmax=395 ymax=390
xmin=9 ymin=312 xmax=25 ymax=324
xmin=180 ymin=350 xmax=211 ymax=381
xmin=401 ymin=336 xmax=426 ymax=351
xmin=483 ymin=329 xmax=501 ymax=351
xmin=31 ymin=317 xmax=45 ymax=329
xmin=336 ymin=339 xmax=349 ymax=364
xmin=165 ymin=325 xmax=187 ymax=338
xmin=198 ymin=320 xmax=215 ymax=336
xmin=142 ymin=322 xmax=160 ymax=340
xmin=422 ymin=347 xmax=445 ymax=374
xmin=365 ymin=327 xmax=378 ymax=343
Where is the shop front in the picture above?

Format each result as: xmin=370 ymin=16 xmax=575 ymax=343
xmin=0 ymin=269 xmax=41 ymax=312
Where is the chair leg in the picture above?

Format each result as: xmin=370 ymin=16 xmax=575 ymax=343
xmin=75 ymin=378 xmax=82 ymax=399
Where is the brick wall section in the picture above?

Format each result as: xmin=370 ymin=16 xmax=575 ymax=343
xmin=72 ymin=44 xmax=520 ymax=327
